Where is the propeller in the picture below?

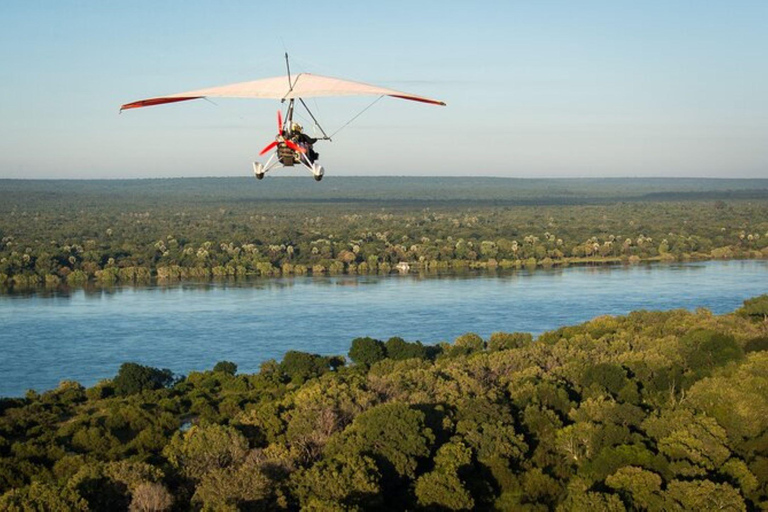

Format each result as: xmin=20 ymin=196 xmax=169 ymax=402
xmin=259 ymin=110 xmax=306 ymax=156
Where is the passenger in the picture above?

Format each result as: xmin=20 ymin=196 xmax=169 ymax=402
xmin=291 ymin=123 xmax=319 ymax=163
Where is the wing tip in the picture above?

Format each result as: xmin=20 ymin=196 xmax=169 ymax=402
xmin=389 ymin=94 xmax=447 ymax=106
xmin=118 ymin=96 xmax=203 ymax=112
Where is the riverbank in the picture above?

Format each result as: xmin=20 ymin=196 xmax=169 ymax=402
xmin=2 ymin=249 xmax=766 ymax=293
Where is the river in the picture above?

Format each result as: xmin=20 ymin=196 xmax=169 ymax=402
xmin=1 ymin=260 xmax=766 ymax=397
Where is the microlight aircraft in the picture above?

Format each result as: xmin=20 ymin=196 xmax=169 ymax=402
xmin=120 ymin=56 xmax=445 ymax=181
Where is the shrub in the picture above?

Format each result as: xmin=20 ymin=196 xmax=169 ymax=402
xmin=213 ymin=361 xmax=237 ymax=375
xmin=385 ymin=337 xmax=427 ymax=360
xmin=113 ymin=363 xmax=174 ymax=396
xmin=349 ymin=337 xmax=386 ymax=366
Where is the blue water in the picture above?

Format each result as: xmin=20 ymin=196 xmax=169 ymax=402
xmin=1 ymin=260 xmax=766 ymax=397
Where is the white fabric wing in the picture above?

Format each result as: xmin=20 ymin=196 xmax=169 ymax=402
xmin=121 ymin=73 xmax=445 ymax=110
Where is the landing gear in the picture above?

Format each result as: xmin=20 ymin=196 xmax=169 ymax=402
xmin=252 ymin=162 xmax=265 ymax=180
xmin=312 ymin=163 xmax=324 ymax=182
xmin=253 ymin=153 xmax=324 ymax=182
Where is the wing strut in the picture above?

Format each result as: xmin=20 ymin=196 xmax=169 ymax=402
xmin=298 ymin=98 xmax=331 ymax=141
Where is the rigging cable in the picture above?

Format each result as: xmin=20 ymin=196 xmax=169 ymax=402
xmin=328 ymin=95 xmax=384 ymax=139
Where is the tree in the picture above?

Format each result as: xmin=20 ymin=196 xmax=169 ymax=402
xmin=455 ymin=398 xmax=528 ymax=464
xmin=44 ymin=380 xmax=86 ymax=404
xmin=112 ymin=363 xmax=174 ymax=396
xmin=385 ymin=337 xmax=427 ymax=360
xmin=163 ymin=424 xmax=249 ymax=480
xmin=664 ymin=480 xmax=746 ymax=511
xmin=679 ymin=329 xmax=743 ymax=376
xmin=737 ymin=294 xmax=768 ymax=321
xmin=449 ymin=333 xmax=485 ymax=356
xmin=213 ymin=361 xmax=237 ymax=375
xmin=605 ymin=466 xmax=666 ymax=511
xmin=292 ymin=454 xmax=381 ymax=509
xmin=280 ymin=351 xmax=334 ymax=384
xmin=556 ymin=491 xmax=626 ymax=512
xmin=348 ymin=337 xmax=386 ymax=366
xmin=67 ymin=462 xmax=132 ymax=510
xmin=326 ymin=402 xmax=435 ymax=481
xmin=488 ymin=332 xmax=532 ymax=352
xmin=581 ymin=363 xmax=629 ymax=397
xmin=744 ymin=336 xmax=768 ymax=353
xmin=415 ymin=442 xmax=474 ymax=510
xmin=0 ymin=482 xmax=89 ymax=511
xmin=104 ymin=461 xmax=165 ymax=493
xmin=685 ymin=353 xmax=768 ymax=444
xmin=192 ymin=464 xmax=271 ymax=510
xmin=579 ymin=444 xmax=660 ymax=484
xmin=129 ymin=482 xmax=173 ymax=512
xmin=642 ymin=409 xmax=731 ymax=475
xmin=520 ymin=467 xmax=562 ymax=507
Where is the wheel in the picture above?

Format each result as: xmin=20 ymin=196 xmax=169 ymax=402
xmin=252 ymin=162 xmax=265 ymax=180
xmin=312 ymin=163 xmax=324 ymax=182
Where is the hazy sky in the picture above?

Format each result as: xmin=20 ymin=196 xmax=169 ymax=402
xmin=1 ymin=1 xmax=766 ymax=179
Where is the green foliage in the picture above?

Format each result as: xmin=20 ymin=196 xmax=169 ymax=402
xmin=581 ymin=363 xmax=628 ymax=396
xmin=43 ymin=381 xmax=87 ymax=405
xmin=348 ymin=337 xmax=386 ymax=366
xmin=327 ymin=402 xmax=435 ymax=480
xmin=280 ymin=351 xmax=335 ymax=384
xmin=744 ymin=336 xmax=768 ymax=353
xmin=192 ymin=463 xmax=270 ymax=510
xmin=579 ymin=444 xmax=659 ymax=484
xmin=0 ymin=481 xmax=89 ymax=511
xmin=163 ymin=424 xmax=249 ymax=480
xmin=605 ymin=466 xmax=665 ymax=510
xmin=292 ymin=454 xmax=381 ymax=510
xmin=384 ymin=337 xmax=427 ymax=360
xmin=488 ymin=331 xmax=533 ymax=351
xmin=447 ymin=333 xmax=485 ymax=357
xmin=213 ymin=361 xmax=237 ymax=375
xmin=112 ymin=362 xmax=174 ymax=396
xmin=679 ymin=329 xmax=743 ymax=376
xmin=685 ymin=352 xmax=768 ymax=444
xmin=415 ymin=442 xmax=474 ymax=510
xmin=643 ymin=409 xmax=731 ymax=475
xmin=454 ymin=398 xmax=528 ymax=464
xmin=737 ymin=294 xmax=768 ymax=321
xmin=665 ymin=479 xmax=746 ymax=511
xmin=67 ymin=462 xmax=132 ymax=510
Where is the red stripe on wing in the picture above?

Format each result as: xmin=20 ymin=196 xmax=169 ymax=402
xmin=120 ymin=97 xmax=203 ymax=111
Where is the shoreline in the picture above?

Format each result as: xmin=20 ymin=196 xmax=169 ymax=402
xmin=2 ymin=251 xmax=766 ymax=295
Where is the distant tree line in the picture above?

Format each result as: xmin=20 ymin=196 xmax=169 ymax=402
xmin=1 ymin=183 xmax=767 ymax=290
xmin=1 ymin=295 xmax=767 ymax=509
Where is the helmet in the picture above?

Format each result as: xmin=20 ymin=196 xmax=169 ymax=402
xmin=291 ymin=122 xmax=303 ymax=133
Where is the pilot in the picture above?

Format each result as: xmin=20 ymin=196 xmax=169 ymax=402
xmin=291 ymin=123 xmax=319 ymax=163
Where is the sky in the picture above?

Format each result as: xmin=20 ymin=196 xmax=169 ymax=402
xmin=1 ymin=1 xmax=767 ymax=179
